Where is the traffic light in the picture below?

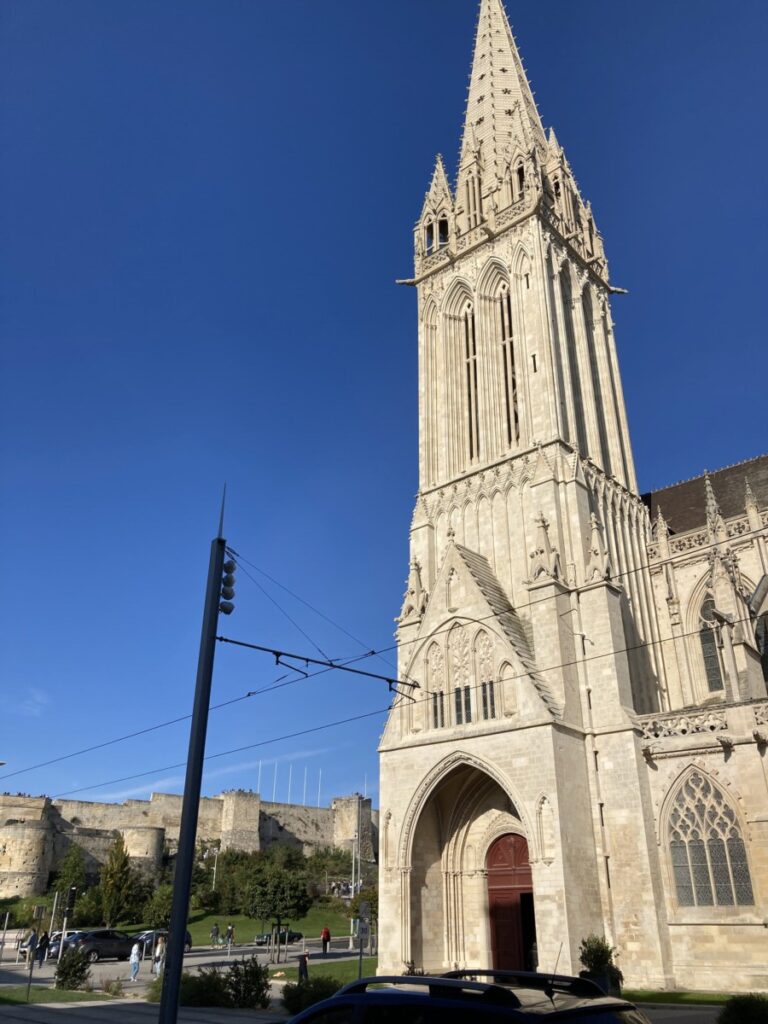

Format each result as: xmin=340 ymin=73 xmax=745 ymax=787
xmin=65 ymin=886 xmax=77 ymax=916
xmin=220 ymin=558 xmax=236 ymax=615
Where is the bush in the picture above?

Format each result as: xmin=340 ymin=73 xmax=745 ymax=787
xmin=226 ymin=956 xmax=271 ymax=1008
xmin=54 ymin=948 xmax=91 ymax=990
xmin=144 ymin=958 xmax=270 ymax=1009
xmin=282 ymin=977 xmax=343 ymax=1015
xmin=103 ymin=977 xmax=124 ymax=997
xmin=193 ymin=888 xmax=220 ymax=914
xmin=143 ymin=884 xmax=174 ymax=929
xmin=717 ymin=993 xmax=768 ymax=1023
xmin=145 ymin=968 xmax=231 ymax=1007
xmin=578 ymin=933 xmax=623 ymax=989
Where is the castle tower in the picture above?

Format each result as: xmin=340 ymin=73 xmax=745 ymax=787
xmin=379 ymin=0 xmax=675 ymax=985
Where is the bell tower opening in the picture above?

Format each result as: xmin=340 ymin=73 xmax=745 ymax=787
xmin=486 ymin=833 xmax=537 ymax=971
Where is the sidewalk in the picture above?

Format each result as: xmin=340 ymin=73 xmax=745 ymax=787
xmin=0 ymin=1001 xmax=287 ymax=1024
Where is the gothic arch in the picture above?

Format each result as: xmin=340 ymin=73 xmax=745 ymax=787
xmin=477 ymin=257 xmax=510 ymax=298
xmin=442 ymin=277 xmax=474 ymax=317
xmin=397 ymin=750 xmax=533 ymax=868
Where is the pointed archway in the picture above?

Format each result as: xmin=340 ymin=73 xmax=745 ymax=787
xmin=486 ymin=833 xmax=536 ymax=970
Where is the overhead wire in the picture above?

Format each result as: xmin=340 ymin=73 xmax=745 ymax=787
xmin=46 ymin=609 xmax=759 ymax=801
xmin=5 ymin=524 xmax=764 ymax=789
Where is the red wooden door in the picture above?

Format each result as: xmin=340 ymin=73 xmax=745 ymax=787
xmin=486 ymin=833 xmax=534 ymax=970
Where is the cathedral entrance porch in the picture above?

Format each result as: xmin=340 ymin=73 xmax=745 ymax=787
xmin=401 ymin=758 xmax=538 ymax=974
xmin=487 ymin=833 xmax=537 ymax=971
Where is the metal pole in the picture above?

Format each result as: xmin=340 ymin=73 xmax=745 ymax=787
xmin=58 ymin=914 xmax=69 ymax=962
xmin=212 ymin=850 xmax=218 ymax=892
xmin=0 ymin=912 xmax=8 ymax=963
xmin=48 ymin=892 xmax=59 ymax=938
xmin=158 ymin=533 xmax=226 ymax=1024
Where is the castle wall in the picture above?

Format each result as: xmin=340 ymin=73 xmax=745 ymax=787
xmin=0 ymin=788 xmax=375 ymax=897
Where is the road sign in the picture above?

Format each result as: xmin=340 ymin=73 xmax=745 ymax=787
xmin=358 ymin=900 xmax=371 ymax=922
xmin=358 ymin=922 xmax=370 ymax=945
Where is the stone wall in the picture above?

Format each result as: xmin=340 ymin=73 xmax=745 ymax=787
xmin=0 ymin=788 xmax=376 ymax=898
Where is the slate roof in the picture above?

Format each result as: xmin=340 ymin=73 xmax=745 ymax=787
xmin=642 ymin=453 xmax=768 ymax=535
xmin=454 ymin=543 xmax=562 ymax=716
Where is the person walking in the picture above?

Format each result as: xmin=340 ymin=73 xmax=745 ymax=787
xmin=225 ymin=923 xmax=235 ymax=946
xmin=24 ymin=929 xmax=38 ymax=963
xmin=153 ymin=935 xmax=166 ymax=976
xmin=210 ymin=923 xmax=220 ymax=948
xmin=35 ymin=931 xmax=50 ymax=967
xmin=320 ymin=926 xmax=331 ymax=956
xmin=129 ymin=940 xmax=141 ymax=982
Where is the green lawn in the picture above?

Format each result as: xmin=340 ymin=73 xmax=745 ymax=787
xmin=624 ymin=989 xmax=729 ymax=1006
xmin=0 ymin=987 xmax=113 ymax=1005
xmin=273 ymin=957 xmax=378 ymax=984
xmin=185 ymin=904 xmax=350 ymax=948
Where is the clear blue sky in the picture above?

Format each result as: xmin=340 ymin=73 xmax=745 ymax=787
xmin=1 ymin=1 xmax=766 ymax=809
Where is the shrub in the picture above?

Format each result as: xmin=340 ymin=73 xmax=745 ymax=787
xmin=226 ymin=956 xmax=271 ymax=1009
xmin=54 ymin=948 xmax=91 ymax=990
xmin=717 ymin=993 xmax=768 ymax=1024
xmin=193 ymin=888 xmax=220 ymax=914
xmin=578 ymin=933 xmax=623 ymax=988
xmin=282 ymin=977 xmax=343 ymax=1015
xmin=103 ymin=977 xmax=124 ymax=997
xmin=145 ymin=967 xmax=231 ymax=1007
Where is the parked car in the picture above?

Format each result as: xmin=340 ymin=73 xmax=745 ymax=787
xmin=46 ymin=930 xmax=79 ymax=958
xmin=47 ymin=931 xmax=87 ymax=959
xmin=286 ymin=972 xmax=653 ymax=1022
xmin=65 ymin=929 xmax=135 ymax=963
xmin=132 ymin=929 xmax=192 ymax=955
xmin=254 ymin=928 xmax=303 ymax=946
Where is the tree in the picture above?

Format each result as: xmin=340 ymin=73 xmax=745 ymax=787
xmin=100 ymin=835 xmax=132 ymax=926
xmin=144 ymin=883 xmax=174 ymax=929
xmin=246 ymin=866 xmax=312 ymax=959
xmin=51 ymin=843 xmax=87 ymax=897
xmin=349 ymin=887 xmax=378 ymax=924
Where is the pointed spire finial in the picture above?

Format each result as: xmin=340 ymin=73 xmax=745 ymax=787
xmin=745 ymin=477 xmax=758 ymax=511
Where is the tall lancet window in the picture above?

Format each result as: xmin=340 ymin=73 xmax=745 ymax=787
xmin=668 ymin=770 xmax=754 ymax=907
xmin=582 ymin=288 xmax=611 ymax=474
xmin=466 ymin=175 xmax=482 ymax=229
xmin=463 ymin=301 xmax=480 ymax=461
xmin=700 ymin=597 xmax=724 ymax=693
xmin=498 ymin=284 xmax=519 ymax=446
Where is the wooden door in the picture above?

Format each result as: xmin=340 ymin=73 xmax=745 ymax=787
xmin=486 ymin=833 xmax=534 ymax=970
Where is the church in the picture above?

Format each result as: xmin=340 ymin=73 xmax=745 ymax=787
xmin=377 ymin=0 xmax=768 ymax=992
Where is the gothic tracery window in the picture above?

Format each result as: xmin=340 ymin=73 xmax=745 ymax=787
xmin=699 ymin=597 xmax=724 ymax=693
xmin=427 ymin=643 xmax=446 ymax=730
xmin=668 ymin=771 xmax=754 ymax=908
xmin=498 ymin=284 xmax=519 ymax=447
xmin=463 ymin=301 xmax=480 ymax=461
xmin=438 ymin=216 xmax=449 ymax=248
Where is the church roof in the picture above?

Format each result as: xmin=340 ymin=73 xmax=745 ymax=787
xmin=459 ymin=0 xmax=546 ymax=180
xmin=642 ymin=453 xmax=768 ymax=534
xmin=454 ymin=543 xmax=562 ymax=715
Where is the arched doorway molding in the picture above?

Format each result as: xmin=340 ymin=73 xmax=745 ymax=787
xmin=398 ymin=749 xmax=535 ymax=870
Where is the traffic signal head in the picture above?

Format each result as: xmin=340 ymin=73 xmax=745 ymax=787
xmin=220 ymin=559 xmax=236 ymax=615
xmin=65 ymin=886 xmax=77 ymax=915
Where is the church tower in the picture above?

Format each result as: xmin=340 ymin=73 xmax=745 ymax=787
xmin=379 ymin=0 xmax=768 ymax=992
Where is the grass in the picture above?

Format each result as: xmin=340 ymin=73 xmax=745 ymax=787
xmin=0 ymin=987 xmax=113 ymax=1005
xmin=273 ymin=957 xmax=378 ymax=984
xmin=185 ymin=903 xmax=350 ymax=949
xmin=624 ymin=989 xmax=730 ymax=1006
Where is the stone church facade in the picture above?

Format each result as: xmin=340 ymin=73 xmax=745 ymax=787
xmin=378 ymin=0 xmax=768 ymax=991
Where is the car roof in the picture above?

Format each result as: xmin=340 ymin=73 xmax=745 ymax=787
xmin=330 ymin=975 xmax=639 ymax=1019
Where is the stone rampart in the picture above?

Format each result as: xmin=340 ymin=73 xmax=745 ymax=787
xmin=0 ymin=788 xmax=377 ymax=897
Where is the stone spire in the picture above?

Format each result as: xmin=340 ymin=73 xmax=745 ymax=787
xmin=422 ymin=154 xmax=453 ymax=212
xmin=459 ymin=0 xmax=546 ymax=183
xmin=705 ymin=472 xmax=727 ymax=542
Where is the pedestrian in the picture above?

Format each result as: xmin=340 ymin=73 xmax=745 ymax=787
xmin=225 ymin=922 xmax=234 ymax=946
xmin=35 ymin=931 xmax=49 ymax=967
xmin=24 ymin=928 xmax=38 ymax=963
xmin=210 ymin=922 xmax=220 ymax=948
xmin=153 ymin=935 xmax=166 ymax=976
xmin=129 ymin=940 xmax=141 ymax=982
xmin=320 ymin=926 xmax=331 ymax=956
xmin=298 ymin=952 xmax=309 ymax=984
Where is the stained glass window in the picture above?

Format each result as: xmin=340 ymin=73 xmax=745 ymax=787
xmin=668 ymin=771 xmax=753 ymax=907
